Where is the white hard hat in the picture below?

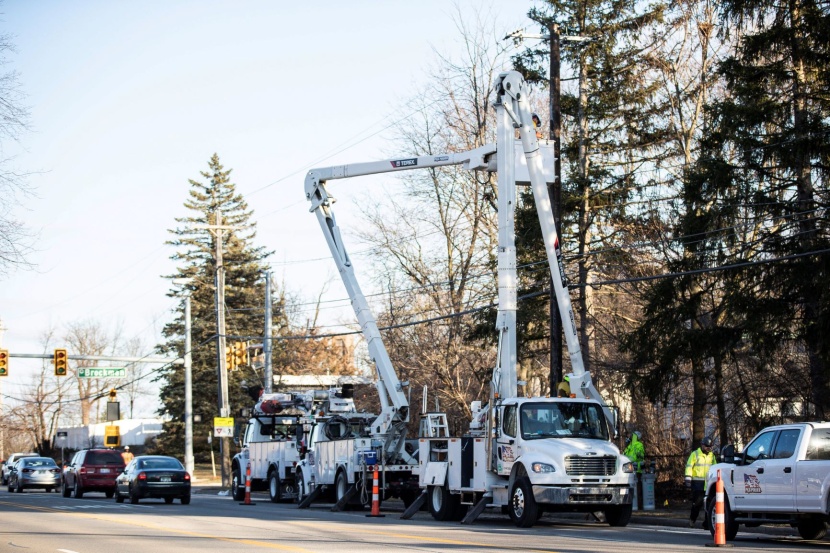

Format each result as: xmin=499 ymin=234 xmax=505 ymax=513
xmin=124 ymin=446 xmax=130 ymax=450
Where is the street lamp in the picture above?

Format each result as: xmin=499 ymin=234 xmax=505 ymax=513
xmin=173 ymin=279 xmax=195 ymax=478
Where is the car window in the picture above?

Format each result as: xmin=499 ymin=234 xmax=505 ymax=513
xmin=502 ymin=405 xmax=517 ymax=438
xmin=23 ymin=458 xmax=57 ymax=468
xmin=86 ymin=451 xmax=124 ymax=465
xmin=772 ymin=429 xmax=801 ymax=459
xmin=139 ymin=458 xmax=183 ymax=470
xmin=745 ymin=431 xmax=776 ymax=462
xmin=806 ymin=428 xmax=830 ymax=460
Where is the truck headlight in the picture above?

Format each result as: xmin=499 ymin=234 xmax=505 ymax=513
xmin=531 ymin=462 xmax=555 ymax=473
xmin=622 ymin=462 xmax=635 ymax=473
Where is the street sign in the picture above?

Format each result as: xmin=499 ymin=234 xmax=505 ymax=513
xmin=214 ymin=416 xmax=234 ymax=437
xmin=77 ymin=367 xmax=126 ymax=378
xmin=56 ymin=431 xmax=67 ymax=441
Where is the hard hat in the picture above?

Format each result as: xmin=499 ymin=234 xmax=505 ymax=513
xmin=701 ymin=437 xmax=713 ymax=448
xmin=633 ymin=430 xmax=642 ymax=440
xmin=124 ymin=446 xmax=130 ymax=450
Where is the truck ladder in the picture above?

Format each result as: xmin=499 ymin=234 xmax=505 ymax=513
xmin=419 ymin=413 xmax=449 ymax=438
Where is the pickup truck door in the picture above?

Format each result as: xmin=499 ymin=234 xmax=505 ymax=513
xmin=732 ymin=430 xmax=777 ymax=511
xmin=796 ymin=427 xmax=830 ymax=513
xmin=761 ymin=428 xmax=800 ymax=511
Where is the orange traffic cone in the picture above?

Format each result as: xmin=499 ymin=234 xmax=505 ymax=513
xmin=365 ymin=466 xmax=384 ymax=518
xmin=240 ymin=461 xmax=256 ymax=506
xmin=705 ymin=469 xmax=731 ymax=547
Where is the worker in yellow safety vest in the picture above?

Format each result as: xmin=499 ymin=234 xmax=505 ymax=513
xmin=685 ymin=436 xmax=715 ymax=527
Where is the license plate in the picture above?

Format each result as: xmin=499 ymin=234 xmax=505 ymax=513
xmin=161 ymin=477 xmax=171 ymax=482
xmin=38 ymin=470 xmax=46 ymax=475
xmin=100 ymin=468 xmax=111 ymax=474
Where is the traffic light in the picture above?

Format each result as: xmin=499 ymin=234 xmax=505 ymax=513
xmin=233 ymin=341 xmax=249 ymax=368
xmin=225 ymin=344 xmax=236 ymax=370
xmin=54 ymin=348 xmax=68 ymax=376
xmin=0 ymin=349 xmax=8 ymax=377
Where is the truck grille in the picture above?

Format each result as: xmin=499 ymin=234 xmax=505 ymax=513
xmin=565 ymin=456 xmax=617 ymax=476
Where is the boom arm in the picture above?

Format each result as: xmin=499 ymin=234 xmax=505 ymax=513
xmin=304 ymin=145 xmax=496 ymax=441
xmin=494 ymin=71 xmax=614 ymax=428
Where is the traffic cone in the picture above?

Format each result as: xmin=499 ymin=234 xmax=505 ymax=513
xmin=240 ymin=461 xmax=256 ymax=506
xmin=705 ymin=469 xmax=731 ymax=547
xmin=365 ymin=466 xmax=384 ymax=518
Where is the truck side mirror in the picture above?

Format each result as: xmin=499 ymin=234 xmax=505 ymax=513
xmin=720 ymin=444 xmax=736 ymax=464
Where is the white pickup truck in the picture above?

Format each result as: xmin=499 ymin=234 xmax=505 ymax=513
xmin=704 ymin=422 xmax=830 ymax=541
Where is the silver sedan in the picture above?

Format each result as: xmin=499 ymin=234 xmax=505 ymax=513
xmin=7 ymin=457 xmax=62 ymax=493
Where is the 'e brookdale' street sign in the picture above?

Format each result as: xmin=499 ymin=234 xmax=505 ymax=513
xmin=77 ymin=367 xmax=126 ymax=378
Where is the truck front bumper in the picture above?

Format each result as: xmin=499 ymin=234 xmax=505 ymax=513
xmin=533 ymin=485 xmax=632 ymax=506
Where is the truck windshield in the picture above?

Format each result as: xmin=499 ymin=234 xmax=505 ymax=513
xmin=520 ymin=402 xmax=609 ymax=441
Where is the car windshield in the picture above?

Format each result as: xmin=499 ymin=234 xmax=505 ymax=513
xmin=138 ymin=458 xmax=183 ymax=470
xmin=87 ymin=451 xmax=124 ymax=465
xmin=23 ymin=458 xmax=57 ymax=468
xmin=520 ymin=402 xmax=610 ymax=441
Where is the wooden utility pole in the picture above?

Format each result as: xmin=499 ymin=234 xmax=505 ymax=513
xmin=548 ymin=23 xmax=564 ymax=393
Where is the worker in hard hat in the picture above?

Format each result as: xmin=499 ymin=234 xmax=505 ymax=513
xmin=121 ymin=446 xmax=134 ymax=464
xmin=685 ymin=436 xmax=715 ymax=527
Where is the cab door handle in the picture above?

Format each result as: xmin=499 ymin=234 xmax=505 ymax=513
xmin=784 ymin=467 xmax=792 ymax=473
xmin=757 ymin=467 xmax=764 ymax=474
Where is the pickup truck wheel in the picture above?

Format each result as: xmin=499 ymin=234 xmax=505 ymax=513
xmin=231 ymin=468 xmax=245 ymax=501
xmin=269 ymin=471 xmax=281 ymax=503
xmin=706 ymin=492 xmax=738 ymax=541
xmin=796 ymin=520 xmax=828 ymax=540
xmin=428 ymin=484 xmax=458 ymax=522
xmin=604 ymin=505 xmax=632 ymax=527
xmin=508 ymin=477 xmax=538 ymax=528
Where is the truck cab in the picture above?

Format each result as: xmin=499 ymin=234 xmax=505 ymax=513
xmin=705 ymin=422 xmax=830 ymax=541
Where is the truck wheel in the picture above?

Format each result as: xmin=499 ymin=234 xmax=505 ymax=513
xmin=295 ymin=470 xmax=306 ymax=504
xmin=335 ymin=470 xmax=362 ymax=511
xmin=428 ymin=484 xmax=460 ymax=522
xmin=604 ymin=505 xmax=632 ymax=527
xmin=508 ymin=477 xmax=538 ymax=528
xmin=231 ymin=468 xmax=245 ymax=501
xmin=706 ymin=492 xmax=738 ymax=541
xmin=269 ymin=471 xmax=281 ymax=503
xmin=796 ymin=520 xmax=828 ymax=540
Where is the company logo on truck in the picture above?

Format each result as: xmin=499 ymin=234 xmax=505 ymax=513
xmin=744 ymin=473 xmax=762 ymax=494
xmin=391 ymin=158 xmax=418 ymax=168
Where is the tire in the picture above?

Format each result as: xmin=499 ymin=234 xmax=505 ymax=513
xmin=45 ymin=487 xmax=53 ymax=494
xmin=428 ymin=484 xmax=460 ymax=522
xmin=706 ymin=492 xmax=738 ymax=541
xmin=6 ymin=482 xmax=11 ymax=493
xmin=335 ymin=470 xmax=351 ymax=509
xmin=62 ymin=479 xmax=71 ymax=498
xmin=295 ymin=470 xmax=305 ymax=505
xmin=105 ymin=490 xmax=114 ymax=499
xmin=605 ymin=505 xmax=632 ymax=527
xmin=130 ymin=484 xmax=140 ymax=505
xmin=231 ymin=468 xmax=245 ymax=501
xmin=15 ymin=480 xmax=23 ymax=493
xmin=797 ymin=520 xmax=828 ymax=541
xmin=269 ymin=470 xmax=281 ymax=503
xmin=181 ymin=494 xmax=191 ymax=505
xmin=508 ymin=477 xmax=538 ymax=528
xmin=73 ymin=480 xmax=84 ymax=499
xmin=164 ymin=496 xmax=174 ymax=504
xmin=115 ymin=488 xmax=125 ymax=503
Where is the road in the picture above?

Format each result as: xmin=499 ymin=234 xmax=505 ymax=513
xmin=0 ymin=488 xmax=826 ymax=553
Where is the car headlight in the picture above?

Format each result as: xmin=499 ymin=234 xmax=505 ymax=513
xmin=622 ymin=462 xmax=635 ymax=473
xmin=531 ymin=462 xmax=556 ymax=473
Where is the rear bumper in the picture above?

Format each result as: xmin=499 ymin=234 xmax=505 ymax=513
xmin=533 ymin=485 xmax=633 ymax=506
xmin=136 ymin=482 xmax=191 ymax=498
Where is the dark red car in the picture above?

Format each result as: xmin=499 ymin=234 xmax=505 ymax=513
xmin=62 ymin=449 xmax=125 ymax=498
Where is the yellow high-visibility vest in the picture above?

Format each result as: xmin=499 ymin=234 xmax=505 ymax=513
xmin=685 ymin=448 xmax=715 ymax=480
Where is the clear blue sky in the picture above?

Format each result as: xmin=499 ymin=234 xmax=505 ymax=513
xmin=0 ymin=1 xmax=536 ymax=416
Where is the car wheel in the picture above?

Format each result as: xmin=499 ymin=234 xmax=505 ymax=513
xmin=797 ymin=520 xmax=828 ymax=541
xmin=180 ymin=494 xmax=191 ymax=505
xmin=73 ymin=480 xmax=84 ymax=499
xmin=130 ymin=484 xmax=140 ymax=505
xmin=45 ymin=487 xmax=52 ymax=493
xmin=62 ymin=479 xmax=71 ymax=498
xmin=231 ymin=468 xmax=245 ymax=501
xmin=115 ymin=488 xmax=125 ymax=503
xmin=6 ymin=481 xmax=11 ymax=493
xmin=508 ymin=477 xmax=538 ymax=528
xmin=604 ymin=505 xmax=632 ymax=527
xmin=707 ymin=491 xmax=738 ymax=541
xmin=105 ymin=490 xmax=114 ymax=499
xmin=164 ymin=496 xmax=174 ymax=504
xmin=269 ymin=470 xmax=280 ymax=503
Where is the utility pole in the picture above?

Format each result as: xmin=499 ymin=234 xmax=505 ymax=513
xmin=183 ymin=291 xmax=194 ymax=478
xmin=549 ymin=23 xmax=564 ymax=393
xmin=0 ymin=317 xmax=6 ymax=462
xmin=264 ymin=271 xmax=273 ymax=394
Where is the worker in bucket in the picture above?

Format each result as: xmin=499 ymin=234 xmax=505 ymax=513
xmin=685 ymin=436 xmax=715 ymax=528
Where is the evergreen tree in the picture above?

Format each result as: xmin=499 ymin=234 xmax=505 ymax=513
xmin=154 ymin=154 xmax=283 ymax=461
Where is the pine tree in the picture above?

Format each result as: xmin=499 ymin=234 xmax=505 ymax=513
xmin=153 ymin=154 xmax=283 ymax=461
